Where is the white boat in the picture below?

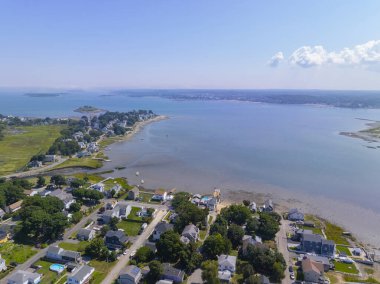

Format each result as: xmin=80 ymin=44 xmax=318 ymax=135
xmin=141 ymin=179 xmax=144 ymax=184
xmin=136 ymin=171 xmax=140 ymax=176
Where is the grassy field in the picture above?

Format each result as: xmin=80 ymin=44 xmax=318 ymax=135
xmin=337 ymin=245 xmax=352 ymax=256
xmin=0 ymin=125 xmax=63 ymax=176
xmin=58 ymin=241 xmax=89 ymax=253
xmin=334 ymin=261 xmax=359 ymax=274
xmin=139 ymin=192 xmax=161 ymax=203
xmin=117 ymin=220 xmax=143 ymax=236
xmin=324 ymin=221 xmax=349 ymax=245
xmin=299 ymin=224 xmax=323 ymax=235
xmin=343 ymin=275 xmax=380 ymax=283
xmin=0 ymin=243 xmax=37 ymax=265
xmin=34 ymin=260 xmax=63 ymax=284
xmin=88 ymin=259 xmax=116 ymax=284
xmin=51 ymin=157 xmax=102 ymax=170
xmin=127 ymin=207 xmax=143 ymax=221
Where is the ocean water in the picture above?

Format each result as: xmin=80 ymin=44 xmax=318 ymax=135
xmin=2 ymin=90 xmax=380 ymax=212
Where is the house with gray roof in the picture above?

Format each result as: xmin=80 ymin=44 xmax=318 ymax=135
xmin=241 ymin=235 xmax=262 ymax=255
xmin=46 ymin=245 xmax=82 ymax=263
xmin=50 ymin=189 xmax=75 ymax=210
xmin=67 ymin=264 xmax=94 ymax=284
xmin=77 ymin=228 xmax=96 ymax=241
xmin=7 ymin=270 xmax=41 ymax=284
xmin=128 ymin=187 xmax=139 ymax=200
xmin=102 ymin=202 xmax=131 ymax=223
xmin=304 ymin=255 xmax=331 ymax=272
xmin=288 ymin=208 xmax=304 ymax=221
xmin=118 ymin=265 xmax=142 ymax=284
xmin=181 ymin=224 xmax=199 ymax=243
xmin=152 ymin=222 xmax=173 ymax=241
xmin=105 ymin=230 xmax=129 ymax=250
xmin=301 ymin=233 xmax=336 ymax=257
xmin=218 ymin=255 xmax=237 ymax=273
xmin=0 ymin=254 xmax=6 ymax=272
xmin=262 ymin=199 xmax=274 ymax=212
xmin=162 ymin=263 xmax=185 ymax=283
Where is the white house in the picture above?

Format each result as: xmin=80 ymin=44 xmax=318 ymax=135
xmin=0 ymin=254 xmax=7 ymax=272
xmin=67 ymin=265 xmax=94 ymax=284
xmin=152 ymin=189 xmax=167 ymax=201
xmin=7 ymin=270 xmax=41 ymax=284
xmin=118 ymin=265 xmax=142 ymax=284
xmin=218 ymin=255 xmax=237 ymax=273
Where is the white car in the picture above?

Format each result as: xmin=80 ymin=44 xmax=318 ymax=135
xmin=123 ymin=249 xmax=129 ymax=255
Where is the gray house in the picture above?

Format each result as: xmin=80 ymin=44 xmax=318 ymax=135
xmin=102 ymin=202 xmax=131 ymax=223
xmin=46 ymin=245 xmax=82 ymax=263
xmin=262 ymin=199 xmax=274 ymax=212
xmin=67 ymin=265 xmax=95 ymax=284
xmin=300 ymin=233 xmax=335 ymax=257
xmin=50 ymin=189 xmax=75 ymax=210
xmin=152 ymin=222 xmax=173 ymax=241
xmin=7 ymin=270 xmax=41 ymax=284
xmin=162 ymin=263 xmax=185 ymax=283
xmin=77 ymin=228 xmax=96 ymax=241
xmin=288 ymin=208 xmax=304 ymax=221
xmin=128 ymin=187 xmax=139 ymax=200
xmin=105 ymin=230 xmax=129 ymax=250
xmin=118 ymin=265 xmax=142 ymax=284
xmin=181 ymin=224 xmax=199 ymax=243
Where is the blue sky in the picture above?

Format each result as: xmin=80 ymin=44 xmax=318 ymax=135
xmin=1 ymin=1 xmax=380 ymax=89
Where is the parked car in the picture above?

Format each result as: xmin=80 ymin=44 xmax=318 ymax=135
xmin=289 ymin=266 xmax=294 ymax=273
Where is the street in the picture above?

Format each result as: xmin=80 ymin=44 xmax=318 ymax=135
xmin=276 ymin=219 xmax=292 ymax=284
xmin=100 ymin=209 xmax=167 ymax=284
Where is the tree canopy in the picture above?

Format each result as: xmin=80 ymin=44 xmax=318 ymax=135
xmin=156 ymin=230 xmax=185 ymax=263
xmin=202 ymin=233 xmax=231 ymax=260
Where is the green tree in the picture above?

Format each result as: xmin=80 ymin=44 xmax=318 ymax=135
xmin=227 ymin=223 xmax=245 ymax=249
xmin=36 ymin=176 xmax=46 ymax=187
xmin=202 ymin=233 xmax=230 ymax=260
xmin=257 ymin=213 xmax=280 ymax=241
xmin=209 ymin=216 xmax=228 ymax=237
xmin=69 ymin=202 xmax=81 ymax=213
xmin=109 ymin=217 xmax=119 ymax=231
xmin=156 ymin=230 xmax=185 ymax=262
xmin=85 ymin=238 xmax=109 ymax=259
xmin=221 ymin=204 xmax=251 ymax=225
xmin=135 ymin=246 xmax=154 ymax=264
xmin=201 ymin=260 xmax=220 ymax=284
xmin=172 ymin=192 xmax=191 ymax=209
xmin=245 ymin=217 xmax=260 ymax=235
xmin=147 ymin=261 xmax=163 ymax=282
xmin=71 ymin=211 xmax=83 ymax=224
xmin=50 ymin=175 xmax=66 ymax=186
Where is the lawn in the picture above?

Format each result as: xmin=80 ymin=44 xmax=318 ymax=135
xmin=337 ymin=245 xmax=352 ymax=256
xmin=324 ymin=221 xmax=349 ymax=245
xmin=51 ymin=157 xmax=102 ymax=170
xmin=199 ymin=230 xmax=207 ymax=240
xmin=72 ymin=173 xmax=104 ymax=184
xmin=334 ymin=261 xmax=359 ymax=274
xmin=299 ymin=225 xmax=323 ymax=235
xmin=0 ymin=242 xmax=37 ymax=265
xmin=139 ymin=192 xmax=161 ymax=203
xmin=127 ymin=207 xmax=143 ymax=221
xmin=0 ymin=125 xmax=63 ymax=176
xmin=35 ymin=260 xmax=63 ymax=284
xmin=58 ymin=241 xmax=89 ymax=253
xmin=88 ymin=259 xmax=116 ymax=284
xmin=117 ymin=220 xmax=143 ymax=236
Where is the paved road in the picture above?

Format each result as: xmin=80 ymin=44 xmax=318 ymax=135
xmin=1 ymin=157 xmax=69 ymax=179
xmin=276 ymin=219 xmax=291 ymax=284
xmin=101 ymin=209 xmax=167 ymax=284
xmin=1 ymin=205 xmax=102 ymax=284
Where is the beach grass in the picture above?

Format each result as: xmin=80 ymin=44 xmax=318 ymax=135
xmin=337 ymin=245 xmax=352 ymax=256
xmin=324 ymin=221 xmax=349 ymax=245
xmin=343 ymin=275 xmax=380 ymax=283
xmin=334 ymin=261 xmax=359 ymax=274
xmin=51 ymin=157 xmax=102 ymax=170
xmin=0 ymin=125 xmax=63 ymax=176
xmin=0 ymin=243 xmax=37 ymax=265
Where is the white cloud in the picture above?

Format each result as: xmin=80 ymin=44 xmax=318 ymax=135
xmin=271 ymin=40 xmax=380 ymax=69
xmin=268 ymin=51 xmax=284 ymax=67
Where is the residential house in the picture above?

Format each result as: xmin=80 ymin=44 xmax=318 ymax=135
xmin=162 ymin=263 xmax=185 ymax=283
xmin=50 ymin=189 xmax=75 ymax=210
xmin=118 ymin=265 xmax=142 ymax=284
xmin=206 ymin=197 xmax=218 ymax=211
xmin=46 ymin=245 xmax=82 ymax=263
xmin=180 ymin=224 xmax=199 ymax=244
xmin=7 ymin=270 xmax=41 ymax=284
xmin=109 ymin=184 xmax=122 ymax=197
xmin=6 ymin=200 xmax=23 ymax=213
xmin=91 ymin=183 xmax=105 ymax=193
xmin=28 ymin=160 xmax=42 ymax=168
xmin=156 ymin=281 xmax=173 ymax=284
xmin=292 ymin=229 xmax=313 ymax=242
xmin=152 ymin=222 xmax=174 ymax=241
xmin=44 ymin=155 xmax=56 ymax=163
xmin=288 ymin=208 xmax=304 ymax=221
xmin=217 ymin=255 xmax=237 ymax=283
xmin=152 ymin=189 xmax=167 ymax=201
xmin=304 ymin=255 xmax=331 ymax=272
xmin=23 ymin=190 xmax=33 ymax=197
xmin=300 ymin=233 xmax=336 ymax=257
xmin=78 ymin=142 xmax=87 ymax=149
xmin=105 ymin=230 xmax=129 ymax=250
xmin=218 ymin=255 xmax=237 ymax=273
xmin=128 ymin=187 xmax=139 ymax=200
xmin=262 ymin=199 xmax=274 ymax=212
xmin=102 ymin=203 xmax=131 ymax=223
xmin=0 ymin=254 xmax=6 ymax=271
xmin=67 ymin=265 xmax=94 ymax=284
xmin=38 ymin=190 xmax=52 ymax=197
xmin=353 ymin=248 xmax=362 ymax=256
xmin=241 ymin=235 xmax=262 ymax=255
xmin=77 ymin=228 xmax=96 ymax=241
xmin=144 ymin=241 xmax=157 ymax=253
xmin=302 ymin=258 xmax=325 ymax=283
xmin=249 ymin=202 xmax=257 ymax=213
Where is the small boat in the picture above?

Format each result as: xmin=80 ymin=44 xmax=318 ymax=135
xmin=141 ymin=179 xmax=144 ymax=184
xmin=136 ymin=171 xmax=140 ymax=176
